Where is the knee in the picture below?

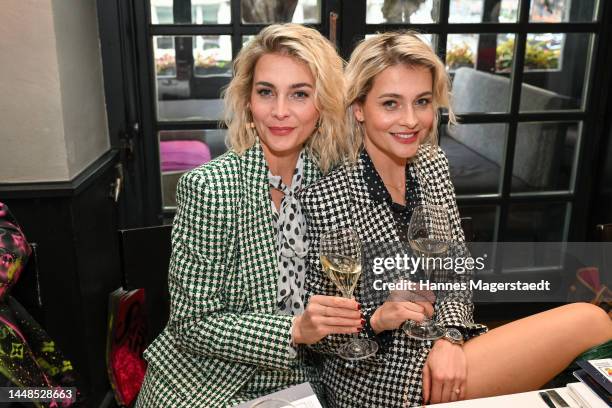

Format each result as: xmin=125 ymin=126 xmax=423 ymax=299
xmin=566 ymin=302 xmax=612 ymax=342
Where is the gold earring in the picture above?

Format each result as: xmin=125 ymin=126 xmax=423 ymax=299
xmin=246 ymin=107 xmax=256 ymax=129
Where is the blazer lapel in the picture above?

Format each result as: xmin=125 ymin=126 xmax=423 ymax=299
xmin=301 ymin=152 xmax=322 ymax=190
xmin=345 ymin=156 xmax=400 ymax=244
xmin=411 ymin=144 xmax=437 ymax=208
xmin=237 ymin=144 xmax=322 ymax=313
xmin=239 ymin=143 xmax=278 ymax=312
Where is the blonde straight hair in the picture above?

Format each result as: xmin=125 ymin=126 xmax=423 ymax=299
xmin=345 ymin=32 xmax=456 ymax=156
xmin=223 ymin=24 xmax=349 ymax=174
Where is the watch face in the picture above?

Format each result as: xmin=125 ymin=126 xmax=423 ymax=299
xmin=446 ymin=329 xmax=462 ymax=342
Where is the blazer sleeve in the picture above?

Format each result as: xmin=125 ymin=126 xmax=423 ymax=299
xmin=167 ymin=169 xmax=298 ymax=370
xmin=431 ymin=149 xmax=488 ymax=339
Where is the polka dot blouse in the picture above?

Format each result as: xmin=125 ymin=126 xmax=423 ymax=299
xmin=361 ymin=149 xmax=422 ymax=242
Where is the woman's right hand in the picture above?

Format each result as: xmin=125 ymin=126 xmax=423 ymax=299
xmin=370 ymin=291 xmax=434 ymax=334
xmin=292 ymin=295 xmax=363 ymax=345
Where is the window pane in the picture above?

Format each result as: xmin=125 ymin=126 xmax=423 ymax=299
xmin=241 ymin=0 xmax=321 ymax=24
xmin=151 ymin=0 xmax=231 ymax=24
xmin=520 ymin=33 xmax=592 ymax=111
xmin=155 ymin=36 xmax=176 ymax=77
xmin=441 ymin=124 xmax=507 ymax=195
xmin=448 ymin=33 xmax=515 ymax=113
xmin=446 ymin=34 xmax=478 ymax=70
xmin=449 ymin=0 xmax=519 ymax=23
xmin=458 ymin=205 xmax=498 ymax=242
xmin=499 ymin=242 xmax=565 ymax=274
xmin=505 ymin=202 xmax=568 ymax=241
xmin=159 ymin=129 xmax=227 ymax=208
xmin=529 ymin=0 xmax=599 ymax=22
xmin=503 ymin=203 xmax=569 ymax=273
xmin=366 ymin=0 xmax=440 ymax=23
xmin=242 ymin=35 xmax=256 ymax=47
xmin=154 ymin=35 xmax=232 ymax=121
xmin=511 ymin=122 xmax=580 ymax=193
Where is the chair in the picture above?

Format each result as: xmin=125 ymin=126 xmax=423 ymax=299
xmin=449 ymin=67 xmax=569 ymax=192
xmin=159 ymin=129 xmax=227 ymax=208
xmin=118 ymin=225 xmax=172 ymax=345
xmin=596 ymin=224 xmax=612 ymax=242
xmin=460 ymin=217 xmax=474 ymax=242
xmin=101 ymin=228 xmax=172 ymax=408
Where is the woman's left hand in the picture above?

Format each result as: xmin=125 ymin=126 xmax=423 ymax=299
xmin=422 ymin=338 xmax=467 ymax=404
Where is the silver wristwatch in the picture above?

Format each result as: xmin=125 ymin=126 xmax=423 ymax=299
xmin=442 ymin=328 xmax=465 ymax=345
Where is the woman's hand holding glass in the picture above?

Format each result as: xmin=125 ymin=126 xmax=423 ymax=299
xmin=292 ymin=295 xmax=362 ymax=345
xmin=319 ymin=228 xmax=379 ymax=360
xmin=369 ymin=297 xmax=434 ymax=334
xmin=403 ymin=204 xmax=451 ymax=339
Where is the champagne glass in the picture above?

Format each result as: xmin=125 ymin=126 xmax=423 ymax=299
xmin=403 ymin=205 xmax=450 ymax=340
xmin=320 ymin=228 xmax=378 ymax=361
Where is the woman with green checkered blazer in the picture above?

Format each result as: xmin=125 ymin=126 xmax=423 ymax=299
xmin=135 ymin=24 xmax=364 ymax=408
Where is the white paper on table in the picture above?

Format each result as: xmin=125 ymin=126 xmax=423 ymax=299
xmin=233 ymin=383 xmax=322 ymax=408
xmin=567 ymin=382 xmax=609 ymax=408
xmin=289 ymin=394 xmax=324 ymax=408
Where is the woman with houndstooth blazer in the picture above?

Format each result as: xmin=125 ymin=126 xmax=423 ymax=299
xmin=136 ymin=24 xmax=365 ymax=408
xmin=300 ymin=32 xmax=612 ymax=408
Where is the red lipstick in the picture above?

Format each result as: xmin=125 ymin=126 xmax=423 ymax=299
xmin=269 ymin=127 xmax=294 ymax=136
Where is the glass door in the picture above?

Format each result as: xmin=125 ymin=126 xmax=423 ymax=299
xmin=339 ymin=0 xmax=605 ymax=243
xmin=129 ymin=0 xmax=338 ymax=222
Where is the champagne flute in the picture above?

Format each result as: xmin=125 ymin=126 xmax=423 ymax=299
xmin=403 ymin=205 xmax=450 ymax=340
xmin=320 ymin=228 xmax=378 ymax=361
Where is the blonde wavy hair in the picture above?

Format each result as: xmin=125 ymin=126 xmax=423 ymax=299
xmin=345 ymin=32 xmax=456 ymax=156
xmin=223 ymin=24 xmax=349 ymax=173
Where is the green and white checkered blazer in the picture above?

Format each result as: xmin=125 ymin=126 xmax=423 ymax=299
xmin=136 ymin=142 xmax=321 ymax=408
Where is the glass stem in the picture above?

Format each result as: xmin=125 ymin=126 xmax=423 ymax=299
xmin=423 ymin=252 xmax=432 ymax=280
xmin=421 ymin=257 xmax=433 ymax=328
xmin=346 ymin=294 xmax=360 ymax=342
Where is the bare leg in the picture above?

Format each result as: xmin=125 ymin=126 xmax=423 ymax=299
xmin=463 ymin=303 xmax=612 ymax=399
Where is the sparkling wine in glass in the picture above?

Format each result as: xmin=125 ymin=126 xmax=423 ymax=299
xmin=403 ymin=205 xmax=450 ymax=340
xmin=320 ymin=253 xmax=361 ymax=298
xmin=320 ymin=228 xmax=378 ymax=361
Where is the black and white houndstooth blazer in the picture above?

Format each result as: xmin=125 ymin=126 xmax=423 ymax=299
xmin=300 ymin=145 xmax=487 ymax=408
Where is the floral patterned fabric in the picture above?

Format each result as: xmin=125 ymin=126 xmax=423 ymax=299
xmin=0 ymin=203 xmax=30 ymax=302
xmin=0 ymin=202 xmax=80 ymax=407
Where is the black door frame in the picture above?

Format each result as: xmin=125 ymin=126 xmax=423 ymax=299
xmin=100 ymin=0 xmax=612 ymax=238
xmin=130 ymin=0 xmax=340 ymax=223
